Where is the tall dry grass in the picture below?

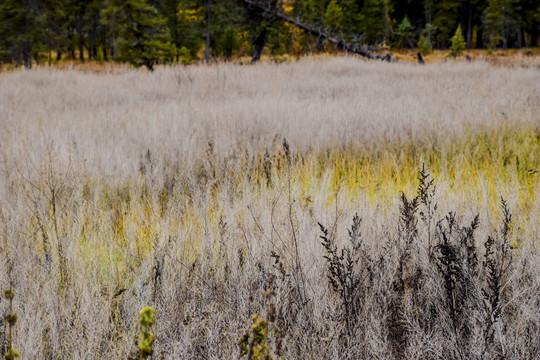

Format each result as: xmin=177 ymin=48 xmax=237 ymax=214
xmin=0 ymin=58 xmax=538 ymax=359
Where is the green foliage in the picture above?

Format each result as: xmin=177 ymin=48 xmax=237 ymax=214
xmin=418 ymin=36 xmax=432 ymax=54
xmin=484 ymin=0 xmax=520 ymax=49
xmin=422 ymin=23 xmax=437 ymax=45
xmin=292 ymin=0 xmax=325 ymax=24
xmin=238 ymin=314 xmax=272 ymax=360
xmin=209 ymin=0 xmax=248 ymax=60
xmin=214 ymin=25 xmax=241 ymax=58
xmin=102 ymin=0 xmax=174 ymax=70
xmin=238 ymin=289 xmax=283 ymax=360
xmin=137 ymin=306 xmax=156 ymax=358
xmin=450 ymin=25 xmax=466 ymax=56
xmin=324 ymin=0 xmax=344 ymax=31
xmin=0 ymin=0 xmax=47 ymax=67
xmin=176 ymin=1 xmax=204 ymax=59
xmin=3 ymin=289 xmax=20 ymax=360
xmin=432 ymin=0 xmax=460 ymax=48
xmin=360 ymin=0 xmax=393 ymax=44
xmin=395 ymin=16 xmax=414 ymax=48
xmin=3 ymin=348 xmax=20 ymax=360
xmin=0 ymin=0 xmax=538 ymax=66
xmin=267 ymin=26 xmax=287 ymax=56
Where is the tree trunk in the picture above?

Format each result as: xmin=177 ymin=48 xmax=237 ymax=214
xmin=24 ymin=0 xmax=32 ymax=68
xmin=23 ymin=42 xmax=32 ymax=69
xmin=425 ymin=0 xmax=431 ymax=25
xmin=15 ymin=51 xmax=22 ymax=67
xmin=531 ymin=26 xmax=538 ymax=47
xmin=205 ymin=0 xmax=211 ymax=63
xmin=144 ymin=61 xmax=154 ymax=71
xmin=417 ymin=52 xmax=425 ymax=64
xmin=251 ymin=28 xmax=268 ymax=63
xmin=77 ymin=14 xmax=84 ymax=62
xmin=57 ymin=50 xmax=62 ymax=61
xmin=89 ymin=33 xmax=95 ymax=60
xmin=476 ymin=27 xmax=483 ymax=48
xmin=440 ymin=35 xmax=447 ymax=50
xmin=466 ymin=0 xmax=472 ymax=48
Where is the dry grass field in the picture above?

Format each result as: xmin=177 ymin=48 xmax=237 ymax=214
xmin=0 ymin=58 xmax=539 ymax=359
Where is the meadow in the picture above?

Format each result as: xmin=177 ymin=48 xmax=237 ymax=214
xmin=0 ymin=58 xmax=539 ymax=359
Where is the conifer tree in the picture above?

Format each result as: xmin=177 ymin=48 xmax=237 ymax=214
xmin=361 ymin=0 xmax=392 ymax=44
xmin=433 ymin=0 xmax=460 ymax=48
xmin=0 ymin=0 xmax=47 ymax=67
xmin=395 ymin=16 xmax=414 ymax=48
xmin=337 ymin=0 xmax=360 ymax=39
xmin=324 ymin=0 xmax=344 ymax=31
xmin=484 ymin=0 xmax=520 ymax=49
xmin=450 ymin=24 xmax=466 ymax=55
xmin=210 ymin=0 xmax=244 ymax=59
xmin=174 ymin=0 xmax=204 ymax=60
xmin=102 ymin=0 xmax=174 ymax=70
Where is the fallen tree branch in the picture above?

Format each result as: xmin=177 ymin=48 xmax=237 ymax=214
xmin=239 ymin=0 xmax=394 ymax=62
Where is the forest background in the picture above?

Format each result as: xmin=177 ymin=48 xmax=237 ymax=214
xmin=1 ymin=0 xmax=539 ymax=69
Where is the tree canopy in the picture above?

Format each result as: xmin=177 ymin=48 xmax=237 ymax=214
xmin=0 ymin=0 xmax=538 ymax=68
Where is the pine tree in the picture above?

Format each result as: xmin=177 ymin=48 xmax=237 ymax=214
xmin=102 ymin=0 xmax=174 ymax=70
xmin=41 ymin=0 xmax=71 ymax=62
xmin=418 ymin=35 xmax=432 ymax=53
xmin=0 ymin=0 xmax=47 ymax=67
xmin=395 ymin=16 xmax=414 ymax=48
xmin=212 ymin=0 xmax=245 ymax=59
xmin=361 ymin=0 xmax=393 ymax=44
xmin=484 ymin=0 xmax=520 ymax=49
xmin=292 ymin=0 xmax=325 ymax=24
xmin=175 ymin=0 xmax=204 ymax=59
xmin=432 ymin=0 xmax=461 ymax=49
xmin=450 ymin=24 xmax=466 ymax=55
xmin=324 ymin=0 xmax=344 ymax=31
xmin=338 ymin=0 xmax=360 ymax=39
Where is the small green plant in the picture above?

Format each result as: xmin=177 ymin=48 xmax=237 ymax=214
xmin=450 ymin=25 xmax=466 ymax=57
xmin=418 ymin=35 xmax=432 ymax=54
xmin=129 ymin=306 xmax=156 ymax=360
xmin=3 ymin=289 xmax=20 ymax=360
xmin=238 ymin=314 xmax=271 ymax=360
xmin=238 ymin=290 xmax=282 ymax=360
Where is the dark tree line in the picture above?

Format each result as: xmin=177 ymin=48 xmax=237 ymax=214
xmin=0 ymin=0 xmax=538 ymax=69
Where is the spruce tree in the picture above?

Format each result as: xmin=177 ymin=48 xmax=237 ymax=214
xmin=395 ymin=16 xmax=414 ymax=48
xmin=361 ymin=0 xmax=392 ymax=44
xmin=337 ymin=0 xmax=360 ymax=39
xmin=432 ymin=0 xmax=460 ymax=48
xmin=450 ymin=24 xmax=466 ymax=56
xmin=484 ymin=0 xmax=520 ymax=49
xmin=324 ymin=0 xmax=344 ymax=31
xmin=0 ymin=0 xmax=47 ymax=67
xmin=102 ymin=0 xmax=174 ymax=70
xmin=211 ymin=0 xmax=245 ymax=59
